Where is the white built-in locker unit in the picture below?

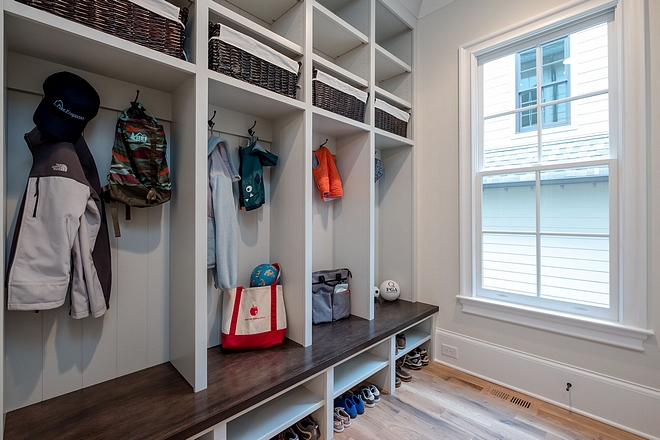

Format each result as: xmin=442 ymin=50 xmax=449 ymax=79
xmin=0 ymin=0 xmax=418 ymax=428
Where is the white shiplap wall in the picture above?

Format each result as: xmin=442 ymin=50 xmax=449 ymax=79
xmin=4 ymin=53 xmax=171 ymax=411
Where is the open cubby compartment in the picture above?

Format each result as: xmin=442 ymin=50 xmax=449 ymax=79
xmin=217 ymin=373 xmax=326 ymax=440
xmin=212 ymin=0 xmax=305 ymax=49
xmin=316 ymin=0 xmax=370 ymax=37
xmin=208 ymin=76 xmax=309 ymax=347
xmin=3 ymin=0 xmax=197 ymax=90
xmin=333 ymin=338 xmax=390 ymax=397
xmin=375 ymin=86 xmax=411 ymax=117
xmin=3 ymin=50 xmax=202 ymax=410
xmin=375 ymin=63 xmax=412 ymax=105
xmin=313 ymin=1 xmax=370 ymax=83
xmin=312 ymin=54 xmax=369 ymax=95
xmin=209 ymin=0 xmax=305 ymax=61
xmin=207 ymin=10 xmax=304 ymax=103
xmin=311 ymin=112 xmax=373 ymax=323
xmin=204 ymin=105 xmax=275 ymax=349
xmin=374 ymin=0 xmax=412 ymax=104
xmin=375 ymin=0 xmax=412 ymax=66
xmin=393 ymin=314 xmax=434 ymax=361
xmin=374 ymin=144 xmax=414 ymax=303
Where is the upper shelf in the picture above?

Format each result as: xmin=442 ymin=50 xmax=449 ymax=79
xmin=312 ymin=54 xmax=368 ymax=89
xmin=209 ymin=2 xmax=303 ymax=58
xmin=313 ymin=2 xmax=368 ymax=59
xmin=212 ymin=0 xmax=300 ymax=24
xmin=375 ymin=45 xmax=411 ymax=83
xmin=4 ymin=1 xmax=195 ymax=93
xmin=208 ymin=71 xmax=305 ymax=120
xmin=375 ymin=0 xmax=412 ymax=45
xmin=375 ymin=86 xmax=411 ymax=109
xmin=312 ymin=107 xmax=370 ymax=139
xmin=375 ymin=128 xmax=414 ymax=149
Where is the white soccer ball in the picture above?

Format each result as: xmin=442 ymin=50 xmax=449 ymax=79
xmin=379 ymin=280 xmax=400 ymax=301
xmin=374 ymin=285 xmax=380 ymax=299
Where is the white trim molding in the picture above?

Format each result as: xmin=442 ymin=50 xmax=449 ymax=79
xmin=458 ymin=0 xmax=650 ymax=346
xmin=458 ymin=295 xmax=653 ymax=351
xmin=435 ymin=329 xmax=660 ymax=440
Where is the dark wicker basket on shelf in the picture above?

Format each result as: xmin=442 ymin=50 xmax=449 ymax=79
xmin=18 ymin=0 xmax=188 ymax=59
xmin=208 ymin=22 xmax=300 ymax=99
xmin=375 ymin=107 xmax=408 ymax=137
xmin=312 ymin=69 xmax=367 ymax=123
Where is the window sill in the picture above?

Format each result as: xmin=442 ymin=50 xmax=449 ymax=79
xmin=456 ymin=295 xmax=654 ymax=352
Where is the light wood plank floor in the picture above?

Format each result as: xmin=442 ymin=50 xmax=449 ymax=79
xmin=333 ymin=362 xmax=646 ymax=440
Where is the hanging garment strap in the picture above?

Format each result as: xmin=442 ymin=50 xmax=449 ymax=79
xmin=147 ymin=128 xmax=158 ymax=202
xmin=109 ymin=198 xmax=121 ymax=238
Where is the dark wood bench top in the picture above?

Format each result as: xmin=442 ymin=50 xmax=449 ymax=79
xmin=4 ymin=300 xmax=438 ymax=439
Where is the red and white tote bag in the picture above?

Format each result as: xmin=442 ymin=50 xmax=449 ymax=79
xmin=221 ymin=264 xmax=287 ymax=350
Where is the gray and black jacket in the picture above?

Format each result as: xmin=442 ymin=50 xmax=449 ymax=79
xmin=6 ymin=127 xmax=110 ymax=318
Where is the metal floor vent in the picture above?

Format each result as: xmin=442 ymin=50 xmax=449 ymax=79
xmin=488 ymin=387 xmax=533 ymax=411
xmin=489 ymin=388 xmax=510 ymax=400
xmin=510 ymin=396 xmax=532 ymax=409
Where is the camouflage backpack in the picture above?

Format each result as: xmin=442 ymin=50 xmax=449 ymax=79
xmin=103 ymin=101 xmax=171 ymax=237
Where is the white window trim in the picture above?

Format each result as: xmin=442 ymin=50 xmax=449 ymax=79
xmin=458 ymin=0 xmax=653 ymax=351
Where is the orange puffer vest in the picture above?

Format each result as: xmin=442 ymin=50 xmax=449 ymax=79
xmin=312 ymin=146 xmax=343 ymax=202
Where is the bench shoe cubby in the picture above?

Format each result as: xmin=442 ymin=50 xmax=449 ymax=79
xmin=0 ymin=0 xmax=427 ymax=438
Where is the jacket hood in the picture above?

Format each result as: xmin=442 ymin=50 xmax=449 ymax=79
xmin=208 ymin=136 xmax=240 ymax=181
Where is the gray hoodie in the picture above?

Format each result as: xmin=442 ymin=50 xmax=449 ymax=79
xmin=207 ymin=136 xmax=240 ymax=290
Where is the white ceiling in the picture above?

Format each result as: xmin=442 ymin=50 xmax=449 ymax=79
xmin=397 ymin=0 xmax=456 ymax=19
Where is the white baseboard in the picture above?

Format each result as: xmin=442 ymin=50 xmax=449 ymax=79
xmin=435 ymin=329 xmax=660 ymax=440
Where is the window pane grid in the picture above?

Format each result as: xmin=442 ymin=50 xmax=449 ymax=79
xmin=480 ymin=163 xmax=611 ymax=309
xmin=479 ymin=22 xmax=612 ymax=318
xmin=483 ymin=88 xmax=608 ymax=121
xmin=483 ymin=93 xmax=609 ymax=171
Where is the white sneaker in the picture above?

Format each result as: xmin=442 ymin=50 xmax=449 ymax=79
xmin=359 ymin=386 xmax=376 ymax=407
xmin=367 ymin=384 xmax=381 ymax=402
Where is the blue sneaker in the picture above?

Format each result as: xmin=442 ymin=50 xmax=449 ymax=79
xmin=344 ymin=392 xmax=364 ymax=415
xmin=334 ymin=396 xmax=356 ymax=419
xmin=344 ymin=396 xmax=358 ymax=419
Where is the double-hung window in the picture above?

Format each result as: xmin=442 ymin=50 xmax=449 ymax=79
xmin=458 ymin=0 xmax=652 ymax=350
xmin=482 ymin=20 xmax=612 ymax=320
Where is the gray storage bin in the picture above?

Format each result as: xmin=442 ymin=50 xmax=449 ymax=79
xmin=312 ymin=268 xmax=352 ymax=324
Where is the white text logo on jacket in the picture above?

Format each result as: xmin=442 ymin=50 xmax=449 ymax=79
xmin=52 ymin=163 xmax=68 ymax=172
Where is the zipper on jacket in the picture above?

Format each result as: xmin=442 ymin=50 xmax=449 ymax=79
xmin=32 ymin=177 xmax=40 ymax=217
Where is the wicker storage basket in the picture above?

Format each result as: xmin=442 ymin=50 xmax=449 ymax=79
xmin=18 ymin=0 xmax=188 ymax=59
xmin=312 ymin=69 xmax=368 ymax=123
xmin=209 ymin=23 xmax=301 ymax=99
xmin=375 ymin=99 xmax=410 ymax=138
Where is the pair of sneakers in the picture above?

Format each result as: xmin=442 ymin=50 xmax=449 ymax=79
xmin=395 ymin=357 xmax=413 ymax=382
xmin=333 ymin=407 xmax=351 ymax=432
xmin=294 ymin=416 xmax=320 ymax=440
xmin=271 ymin=415 xmax=320 ymax=440
xmin=334 ymin=392 xmax=363 ymax=419
xmin=272 ymin=428 xmax=298 ymax=440
xmin=402 ymin=353 xmax=423 ymax=370
xmin=361 ymin=384 xmax=381 ymax=405
xmin=412 ymin=347 xmax=430 ymax=366
xmin=403 ymin=347 xmax=430 ymax=370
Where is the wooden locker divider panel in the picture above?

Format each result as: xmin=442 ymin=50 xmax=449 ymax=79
xmin=270 ymin=111 xmax=308 ymax=347
xmin=169 ymin=74 xmax=208 ymax=392
xmin=334 ymin=132 xmax=373 ymax=320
